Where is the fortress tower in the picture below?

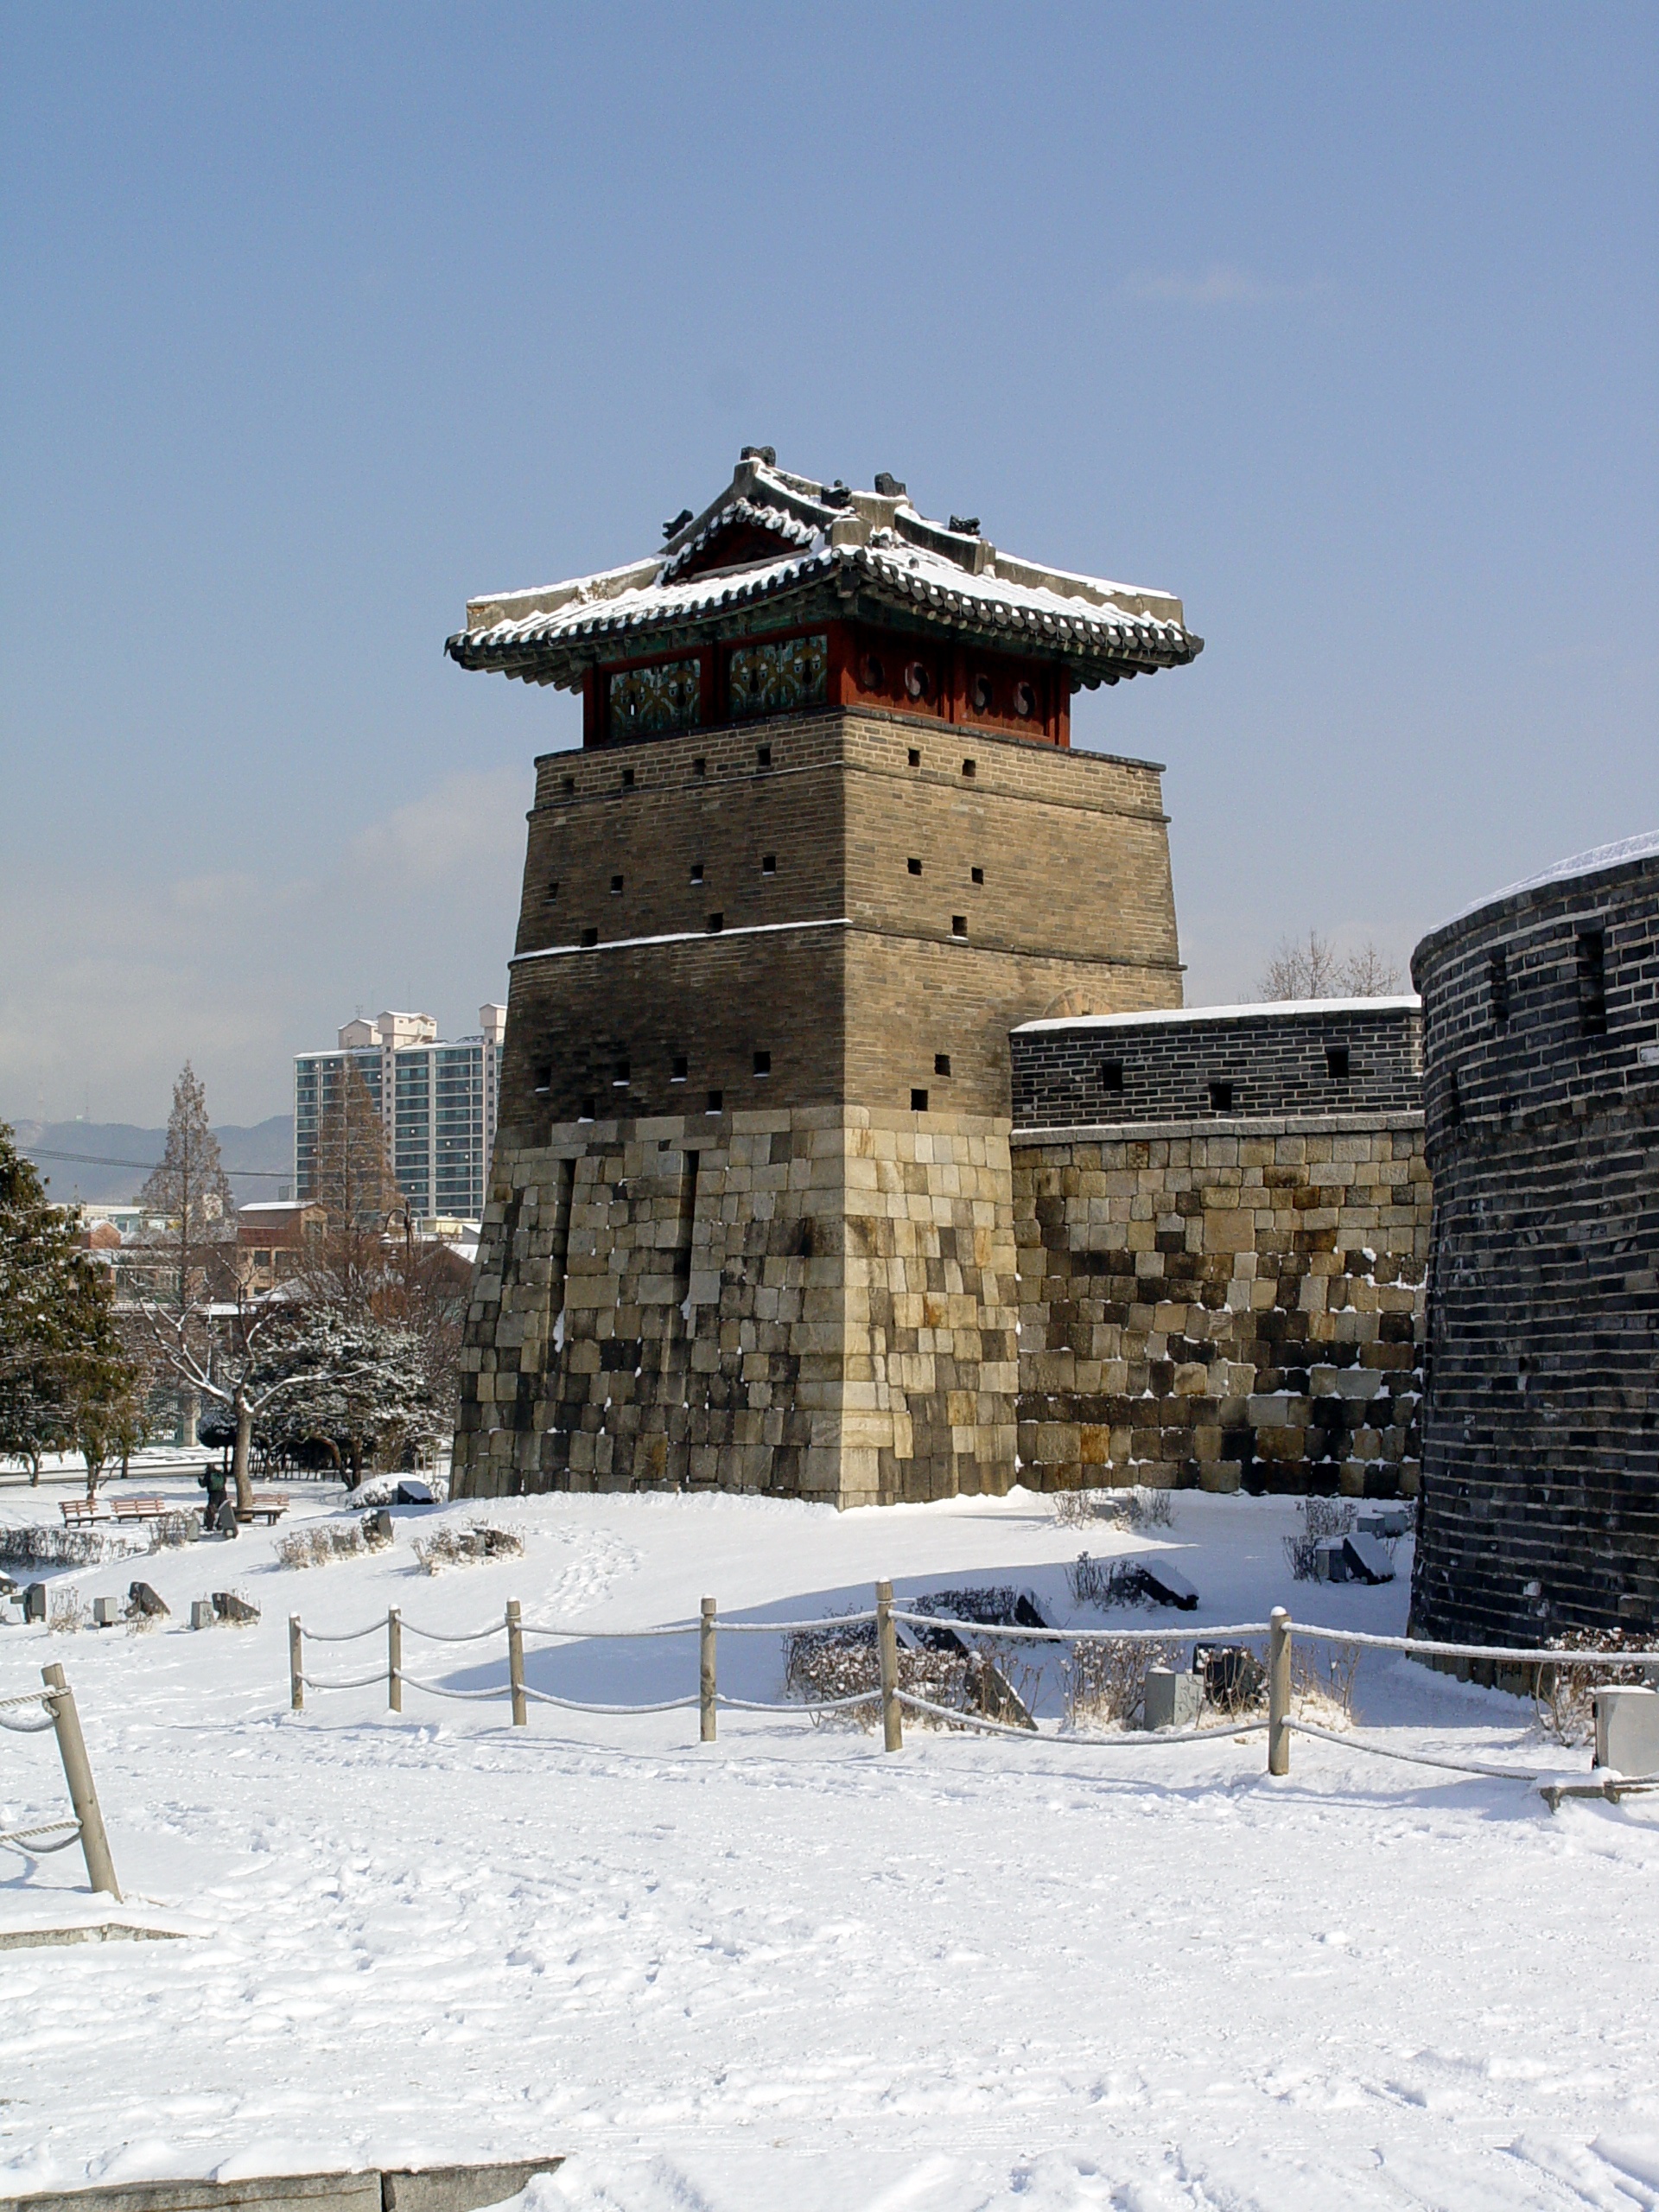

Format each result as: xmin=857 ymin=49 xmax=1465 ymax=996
xmin=446 ymin=452 xmax=1202 ymax=1504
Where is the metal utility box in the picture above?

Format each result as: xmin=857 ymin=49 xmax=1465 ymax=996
xmin=1143 ymin=1667 xmax=1202 ymax=1731
xmin=1594 ymin=1686 xmax=1659 ymax=1776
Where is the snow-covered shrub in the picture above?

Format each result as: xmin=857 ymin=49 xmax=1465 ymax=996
xmin=781 ymin=1616 xmax=1033 ymax=1731
xmin=0 ymin=1522 xmax=145 ymax=1569
xmin=48 ymin=1586 xmax=86 ymax=1633
xmin=276 ymin=1522 xmax=366 ymax=1570
xmin=412 ymin=1521 xmax=524 ymax=1573
xmin=1052 ymin=1485 xmax=1173 ymax=1532
xmin=782 ymin=1617 xmax=881 ymax=1723
xmin=149 ymin=1511 xmax=198 ymax=1550
xmin=1282 ymin=1495 xmax=1358 ymax=1580
xmin=1535 ymin=1629 xmax=1653 ymax=1746
xmin=1068 ymin=1551 xmax=1160 ymax=1609
xmin=1291 ymin=1637 xmax=1360 ymax=1726
xmin=1064 ymin=1637 xmax=1180 ymax=1730
xmin=906 ymin=1586 xmax=1046 ymax=1635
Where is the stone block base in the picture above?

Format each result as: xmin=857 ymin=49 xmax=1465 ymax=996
xmin=452 ymin=1105 xmax=1019 ymax=1508
xmin=1011 ymin=1116 xmax=1429 ymax=1498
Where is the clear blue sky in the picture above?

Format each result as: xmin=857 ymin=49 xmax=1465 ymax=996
xmin=3 ymin=3 xmax=1654 ymax=1125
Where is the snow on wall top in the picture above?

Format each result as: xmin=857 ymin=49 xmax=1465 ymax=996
xmin=1014 ymin=995 xmax=1421 ymax=1035
xmin=446 ymin=454 xmax=1202 ymax=691
xmin=1437 ymin=831 xmax=1659 ymax=931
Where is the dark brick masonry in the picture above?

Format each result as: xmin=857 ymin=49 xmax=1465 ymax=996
xmin=1411 ymin=844 xmax=1659 ymax=1643
xmin=1010 ymin=1001 xmax=1423 ymax=1130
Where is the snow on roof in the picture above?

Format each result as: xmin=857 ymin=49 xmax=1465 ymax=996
xmin=1440 ymin=831 xmax=1659 ymax=930
xmin=1014 ymin=995 xmax=1421 ymax=1034
xmin=448 ymin=455 xmax=1201 ymax=692
xmin=237 ymin=1198 xmax=311 ymax=1214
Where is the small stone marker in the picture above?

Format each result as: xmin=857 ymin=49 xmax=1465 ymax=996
xmin=213 ymin=1591 xmax=260 ymax=1624
xmin=1143 ymin=1667 xmax=1203 ymax=1731
xmin=395 ymin=1479 xmax=435 ymax=1505
xmin=24 ymin=1581 xmax=48 ymax=1622
xmin=189 ymin=1599 xmax=217 ymax=1630
xmin=1357 ymin=1507 xmax=1412 ymax=1540
xmin=1341 ymin=1534 xmax=1395 ymax=1585
xmin=1313 ymin=1538 xmax=1351 ymax=1582
xmin=1133 ymin=1560 xmax=1199 ymax=1611
xmin=91 ymin=1596 xmax=120 ymax=1628
xmin=128 ymin=1580 xmax=169 ymax=1618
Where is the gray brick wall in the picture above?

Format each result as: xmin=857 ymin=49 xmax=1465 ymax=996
xmin=1011 ymin=1002 xmax=1423 ymax=1129
xmin=1410 ymin=847 xmax=1659 ymax=1644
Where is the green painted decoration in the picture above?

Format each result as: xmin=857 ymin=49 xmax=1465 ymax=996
xmin=728 ymin=633 xmax=828 ymax=721
xmin=609 ymin=658 xmax=702 ymax=738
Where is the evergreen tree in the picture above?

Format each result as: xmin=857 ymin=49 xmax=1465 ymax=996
xmin=0 ymin=1121 xmax=140 ymax=1490
xmin=252 ymin=1309 xmax=443 ymax=1484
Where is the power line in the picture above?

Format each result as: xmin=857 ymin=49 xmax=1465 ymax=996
xmin=22 ymin=1146 xmax=289 ymax=1182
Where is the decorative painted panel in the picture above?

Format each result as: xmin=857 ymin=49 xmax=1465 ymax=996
xmin=608 ymin=658 xmax=702 ymax=738
xmin=728 ymin=633 xmax=828 ymax=721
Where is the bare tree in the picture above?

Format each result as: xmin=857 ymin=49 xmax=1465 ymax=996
xmin=137 ymin=1290 xmax=365 ymax=1514
xmin=1258 ymin=930 xmax=1402 ymax=1001
xmin=290 ymin=1063 xmax=464 ymax=1425
xmin=136 ymin=1063 xmax=238 ymax=1309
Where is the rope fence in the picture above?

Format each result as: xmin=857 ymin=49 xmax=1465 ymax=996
xmin=0 ymin=1669 xmax=120 ymax=1894
xmin=282 ymin=1591 xmax=1659 ymax=1808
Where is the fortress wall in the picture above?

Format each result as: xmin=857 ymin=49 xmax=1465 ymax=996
xmin=1411 ymin=848 xmax=1659 ymax=1643
xmin=1011 ymin=1119 xmax=1429 ymax=1497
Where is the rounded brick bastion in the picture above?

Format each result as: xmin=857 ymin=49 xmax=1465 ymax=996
xmin=1410 ymin=836 xmax=1659 ymax=1645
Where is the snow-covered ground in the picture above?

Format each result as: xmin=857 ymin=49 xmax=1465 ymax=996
xmin=3 ymin=1469 xmax=1657 ymax=2212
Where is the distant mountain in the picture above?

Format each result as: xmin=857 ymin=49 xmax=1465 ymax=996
xmin=8 ymin=1116 xmax=296 ymax=1205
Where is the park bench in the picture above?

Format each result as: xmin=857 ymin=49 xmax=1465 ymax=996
xmin=59 ymin=1497 xmax=110 ymax=1529
xmin=110 ymin=1496 xmax=169 ymax=1524
xmin=237 ymin=1491 xmax=290 ymax=1525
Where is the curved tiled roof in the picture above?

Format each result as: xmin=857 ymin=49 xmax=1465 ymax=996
xmin=657 ymin=498 xmax=817 ymax=584
xmin=447 ymin=457 xmax=1203 ymax=693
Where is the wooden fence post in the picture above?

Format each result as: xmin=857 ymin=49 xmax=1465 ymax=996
xmin=387 ymin=1608 xmax=402 ymax=1713
xmin=289 ymin=1616 xmax=304 ymax=1713
xmin=700 ymin=1596 xmax=717 ymax=1743
xmin=876 ymin=1580 xmax=903 ymax=1752
xmin=40 ymin=1664 xmax=120 ymax=1901
xmin=507 ymin=1599 xmax=526 ymax=1726
xmin=1268 ymin=1606 xmax=1291 ymax=1777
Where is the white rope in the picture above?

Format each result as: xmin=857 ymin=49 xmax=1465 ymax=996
xmin=395 ymin=1675 xmax=509 ymax=1704
xmin=898 ymin=1692 xmax=1269 ymax=1744
xmin=0 ymin=1708 xmax=59 ymax=1734
xmin=0 ymin=1818 xmax=82 ymax=1853
xmin=1290 ymin=1624 xmax=1659 ymax=1667
xmin=520 ymin=1685 xmax=701 ymax=1715
xmin=1288 ymin=1718 xmax=1540 ymax=1782
xmin=889 ymin=1611 xmax=1270 ymax=1645
xmin=715 ymin=1690 xmax=881 ymax=1713
xmin=0 ymin=1689 xmax=53 ymax=1710
xmin=399 ymin=1620 xmax=505 ymax=1644
xmin=299 ymin=1668 xmax=390 ymax=1692
xmin=520 ymin=1620 xmax=699 ymax=1641
xmin=717 ymin=1613 xmax=880 ymax=1634
xmin=299 ymin=1621 xmax=385 ymax=1645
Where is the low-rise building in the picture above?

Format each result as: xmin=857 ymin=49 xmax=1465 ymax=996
xmin=235 ymin=1198 xmax=327 ymax=1294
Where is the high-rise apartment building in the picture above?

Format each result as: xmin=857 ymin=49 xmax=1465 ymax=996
xmin=295 ymin=1005 xmax=505 ymax=1221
